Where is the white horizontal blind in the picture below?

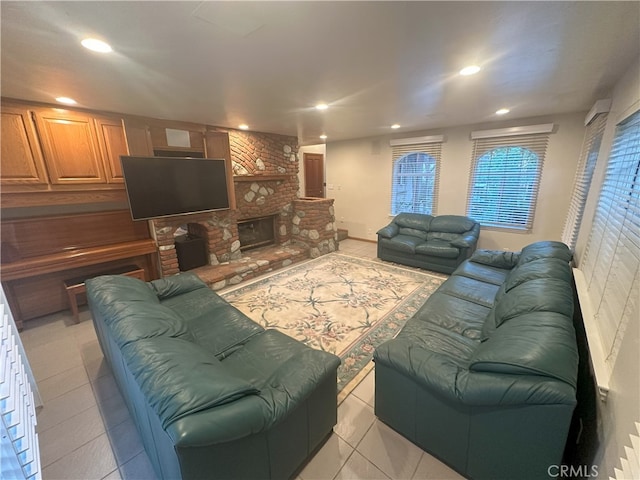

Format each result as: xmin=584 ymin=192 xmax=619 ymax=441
xmin=390 ymin=141 xmax=442 ymax=215
xmin=581 ymin=109 xmax=640 ymax=369
xmin=1 ymin=287 xmax=41 ymax=480
xmin=562 ymin=113 xmax=608 ymax=249
xmin=466 ymin=133 xmax=549 ymax=230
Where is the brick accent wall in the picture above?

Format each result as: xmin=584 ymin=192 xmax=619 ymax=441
xmin=151 ymin=129 xmax=301 ymax=277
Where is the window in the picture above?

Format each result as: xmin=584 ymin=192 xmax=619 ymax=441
xmin=390 ymin=136 xmax=442 ymax=215
xmin=580 ymin=109 xmax=640 ymax=370
xmin=466 ymin=129 xmax=551 ymax=230
xmin=562 ymin=112 xmax=608 ymax=249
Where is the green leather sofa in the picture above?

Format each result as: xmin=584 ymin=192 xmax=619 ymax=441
xmin=373 ymin=241 xmax=578 ymax=480
xmin=377 ymin=213 xmax=480 ymax=274
xmin=86 ymin=272 xmax=341 ymax=480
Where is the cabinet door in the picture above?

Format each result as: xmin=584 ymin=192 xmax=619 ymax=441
xmin=123 ymin=118 xmax=153 ymax=156
xmin=34 ymin=109 xmax=106 ymax=184
xmin=95 ymin=116 xmax=129 ymax=183
xmin=1 ymin=105 xmax=49 ymax=186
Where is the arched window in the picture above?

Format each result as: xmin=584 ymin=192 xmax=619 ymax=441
xmin=467 ymin=145 xmax=542 ymax=230
xmin=391 ymin=152 xmax=438 ymax=215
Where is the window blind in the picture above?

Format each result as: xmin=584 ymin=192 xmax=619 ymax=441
xmin=580 ymin=109 xmax=640 ymax=369
xmin=466 ymin=133 xmax=549 ymax=230
xmin=390 ymin=140 xmax=442 ymax=216
xmin=1 ymin=287 xmax=42 ymax=480
xmin=562 ymin=113 xmax=608 ymax=249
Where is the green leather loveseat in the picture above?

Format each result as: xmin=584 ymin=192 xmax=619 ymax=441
xmin=86 ymin=272 xmax=341 ymax=480
xmin=373 ymin=241 xmax=578 ymax=480
xmin=377 ymin=213 xmax=480 ymax=274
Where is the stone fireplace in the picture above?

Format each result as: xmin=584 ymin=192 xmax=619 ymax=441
xmin=237 ymin=215 xmax=276 ymax=251
xmin=150 ymin=129 xmax=338 ymax=279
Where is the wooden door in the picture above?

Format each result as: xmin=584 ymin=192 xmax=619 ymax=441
xmin=95 ymin=116 xmax=129 ymax=183
xmin=34 ymin=109 xmax=106 ymax=184
xmin=0 ymin=105 xmax=49 ymax=186
xmin=304 ymin=153 xmax=325 ymax=198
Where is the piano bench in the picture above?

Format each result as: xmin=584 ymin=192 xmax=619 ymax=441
xmin=64 ymin=265 xmax=145 ymax=323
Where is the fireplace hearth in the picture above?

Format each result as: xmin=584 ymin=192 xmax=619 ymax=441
xmin=238 ymin=215 xmax=276 ymax=251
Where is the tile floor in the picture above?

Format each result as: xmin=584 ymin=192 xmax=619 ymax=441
xmin=21 ymin=238 xmax=464 ymax=480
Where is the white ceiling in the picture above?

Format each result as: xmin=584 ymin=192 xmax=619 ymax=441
xmin=1 ymin=1 xmax=638 ymax=145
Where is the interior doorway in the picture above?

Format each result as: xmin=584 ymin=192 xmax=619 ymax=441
xmin=304 ymin=153 xmax=325 ymax=198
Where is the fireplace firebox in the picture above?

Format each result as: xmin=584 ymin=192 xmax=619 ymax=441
xmin=237 ymin=215 xmax=276 ymax=251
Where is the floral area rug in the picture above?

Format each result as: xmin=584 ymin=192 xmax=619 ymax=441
xmin=220 ymin=253 xmax=444 ymax=402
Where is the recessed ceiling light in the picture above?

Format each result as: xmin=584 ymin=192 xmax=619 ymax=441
xmin=238 ymin=124 xmax=249 ymax=130
xmin=315 ymin=103 xmax=329 ymax=111
xmin=81 ymin=38 xmax=112 ymax=53
xmin=391 ymin=124 xmax=401 ymax=129
xmin=319 ymin=134 xmax=327 ymax=140
xmin=496 ymin=108 xmax=510 ymax=115
xmin=55 ymin=97 xmax=77 ymax=105
xmin=459 ymin=65 xmax=481 ymax=76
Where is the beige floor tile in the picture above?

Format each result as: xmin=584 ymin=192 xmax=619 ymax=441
xmin=352 ymin=369 xmax=375 ymax=408
xmin=412 ymin=452 xmax=465 ymax=480
xmin=42 ymin=433 xmax=117 ymax=480
xmin=92 ymin=373 xmax=120 ymax=403
xmin=107 ymin=420 xmax=144 ymax=466
xmin=101 ymin=468 xmax=123 ymax=480
xmin=335 ymin=450 xmax=390 ymax=480
xmin=27 ymin=335 xmax=84 ymax=382
xmin=37 ymin=382 xmax=97 ymax=432
xmin=300 ymin=433 xmax=354 ymax=480
xmin=119 ymin=451 xmax=158 ymax=480
xmin=37 ymin=364 xmax=90 ymax=403
xmin=357 ymin=420 xmax=423 ymax=480
xmin=39 ymin=405 xmax=106 ymax=467
xmin=85 ymin=356 xmax=112 ymax=382
xmin=97 ymin=390 xmax=130 ymax=431
xmin=335 ymin=394 xmax=376 ymax=448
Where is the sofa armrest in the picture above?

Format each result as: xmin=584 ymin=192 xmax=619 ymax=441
xmin=377 ymin=223 xmax=399 ymax=239
xmin=149 ymin=272 xmax=209 ymax=299
xmin=374 ymin=338 xmax=463 ymax=403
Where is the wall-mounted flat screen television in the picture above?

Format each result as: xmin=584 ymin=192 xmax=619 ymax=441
xmin=121 ymin=155 xmax=230 ymax=221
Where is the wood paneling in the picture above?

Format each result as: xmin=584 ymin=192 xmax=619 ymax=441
xmin=206 ymin=130 xmax=236 ymax=209
xmin=123 ymin=118 xmax=153 ymax=156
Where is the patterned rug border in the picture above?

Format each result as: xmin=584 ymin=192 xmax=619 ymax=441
xmin=220 ymin=252 xmax=445 ymax=403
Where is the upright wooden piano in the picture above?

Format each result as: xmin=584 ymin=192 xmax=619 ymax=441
xmin=1 ymin=210 xmax=159 ymax=329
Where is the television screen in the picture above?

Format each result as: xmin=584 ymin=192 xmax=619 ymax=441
xmin=121 ymin=155 xmax=230 ymax=220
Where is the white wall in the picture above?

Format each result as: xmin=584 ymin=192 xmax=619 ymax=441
xmin=326 ymin=112 xmax=586 ymax=251
xmin=574 ymin=59 xmax=640 ymax=479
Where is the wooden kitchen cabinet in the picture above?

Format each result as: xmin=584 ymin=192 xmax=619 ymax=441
xmin=123 ymin=117 xmax=154 ymax=156
xmin=0 ymin=105 xmax=49 ymax=186
xmin=33 ymin=108 xmax=107 ymax=185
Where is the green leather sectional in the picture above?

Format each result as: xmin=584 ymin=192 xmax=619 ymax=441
xmin=377 ymin=213 xmax=480 ymax=274
xmin=374 ymin=241 xmax=578 ymax=480
xmin=86 ymin=273 xmax=341 ymax=480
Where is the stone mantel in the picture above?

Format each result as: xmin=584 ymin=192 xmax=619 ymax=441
xmin=233 ymin=174 xmax=292 ymax=182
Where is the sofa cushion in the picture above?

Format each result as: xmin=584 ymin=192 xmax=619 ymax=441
xmin=399 ymin=227 xmax=428 ymax=240
xmin=518 ymin=241 xmax=572 ymax=264
xmin=186 ymin=305 xmax=265 ymax=358
xmin=416 ymin=240 xmax=460 ymax=259
xmin=469 ymin=312 xmax=578 ymax=388
xmin=468 ymin=250 xmax=521 ymax=269
xmin=435 ymin=276 xmax=500 ymax=308
xmin=430 ymin=215 xmax=476 ymax=234
xmin=123 ymin=337 xmax=260 ymax=428
xmin=453 ymin=260 xmax=510 ymax=286
xmin=426 ymin=231 xmax=459 ymax=242
xmin=394 ymin=213 xmax=433 ymax=231
xmin=376 ymin=223 xmax=399 ymax=239
xmin=493 ymin=278 xmax=574 ymax=328
xmin=505 ymin=258 xmax=572 ymax=293
xmin=379 ymin=235 xmax=423 ymax=254
xmin=107 ymin=302 xmax=194 ymax=348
